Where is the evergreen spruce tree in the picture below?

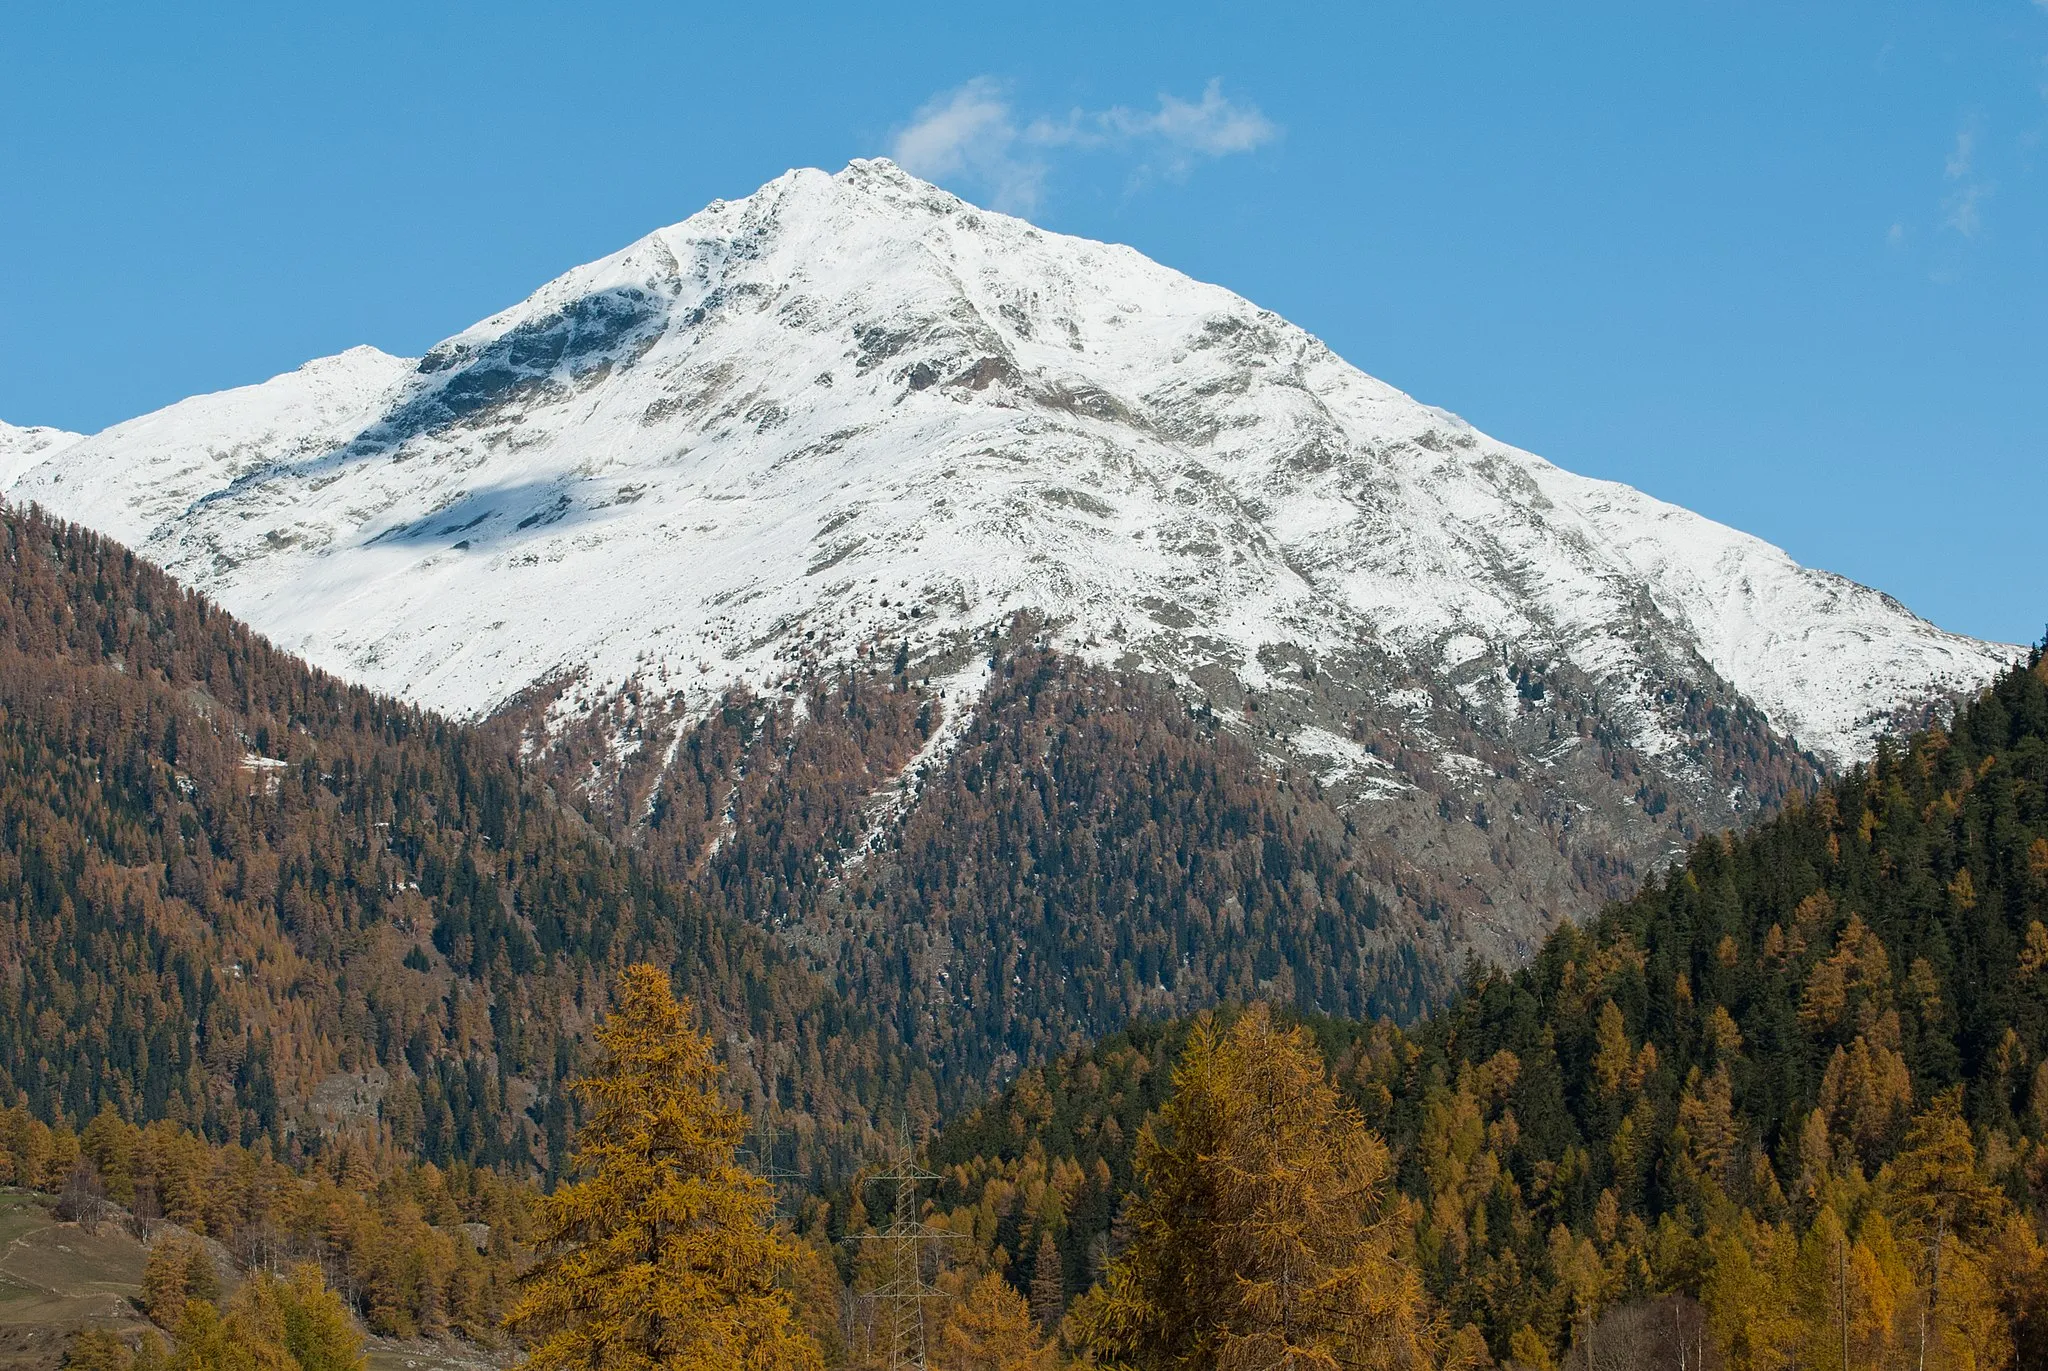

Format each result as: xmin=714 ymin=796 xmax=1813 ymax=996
xmin=506 ymin=963 xmax=821 ymax=1371
xmin=142 ymin=1237 xmax=217 ymax=1329
xmin=182 ymin=1246 xmax=221 ymax=1310
xmin=1072 ymin=1006 xmax=1440 ymax=1371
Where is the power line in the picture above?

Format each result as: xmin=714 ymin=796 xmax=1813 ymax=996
xmin=853 ymin=1137 xmax=957 ymax=1371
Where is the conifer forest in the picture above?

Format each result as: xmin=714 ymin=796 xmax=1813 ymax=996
xmin=0 ymin=499 xmax=2041 ymax=1371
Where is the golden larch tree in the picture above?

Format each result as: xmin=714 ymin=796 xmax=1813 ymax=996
xmin=1072 ymin=1005 xmax=1440 ymax=1371
xmin=506 ymin=963 xmax=822 ymax=1371
xmin=936 ymin=1271 xmax=1058 ymax=1371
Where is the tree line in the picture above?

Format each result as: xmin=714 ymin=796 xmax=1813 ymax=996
xmin=0 ymin=498 xmax=1825 ymax=1191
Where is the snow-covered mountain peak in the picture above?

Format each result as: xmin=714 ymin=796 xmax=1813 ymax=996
xmin=17 ymin=346 xmax=414 ymax=552
xmin=5 ymin=161 xmax=2016 ymax=776
xmin=0 ymin=421 xmax=84 ymax=490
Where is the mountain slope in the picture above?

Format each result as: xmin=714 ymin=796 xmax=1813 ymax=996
xmin=0 ymin=503 xmax=908 ymax=1171
xmin=0 ymin=500 xmax=1533 ymax=1146
xmin=919 ymin=648 xmax=2048 ymax=1364
xmin=0 ymin=422 xmax=81 ymax=491
xmin=5 ymin=159 xmax=2015 ymax=973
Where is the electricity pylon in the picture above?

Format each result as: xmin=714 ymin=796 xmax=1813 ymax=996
xmin=741 ymin=1122 xmax=801 ymax=1223
xmin=857 ymin=1142 xmax=955 ymax=1371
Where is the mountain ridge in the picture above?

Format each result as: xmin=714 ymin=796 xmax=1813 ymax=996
xmin=5 ymin=159 xmax=2011 ymax=765
xmin=0 ymin=420 xmax=82 ymax=489
xmin=2 ymin=158 xmax=2017 ymax=970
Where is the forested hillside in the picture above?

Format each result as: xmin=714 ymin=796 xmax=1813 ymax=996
xmin=529 ymin=632 xmax=1819 ymax=1117
xmin=10 ymin=495 xmax=2042 ymax=1366
xmin=918 ymin=647 xmax=2048 ymax=1366
xmin=0 ymin=504 xmax=904 ymax=1175
xmin=553 ymin=647 xmax=1462 ymax=1099
xmin=0 ymin=501 xmax=1659 ymax=1173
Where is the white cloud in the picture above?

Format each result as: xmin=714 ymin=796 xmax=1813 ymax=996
xmin=1945 ymin=129 xmax=1974 ymax=180
xmin=890 ymin=78 xmax=1048 ymax=214
xmin=890 ymin=78 xmax=1278 ymax=215
xmin=1031 ymin=80 xmax=1279 ymax=162
xmin=1115 ymin=80 xmax=1280 ymax=157
xmin=1942 ymin=128 xmax=1990 ymax=238
xmin=1944 ymin=182 xmax=1989 ymax=237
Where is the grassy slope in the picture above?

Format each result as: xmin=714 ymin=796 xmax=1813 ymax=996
xmin=0 ymin=1194 xmax=512 ymax=1371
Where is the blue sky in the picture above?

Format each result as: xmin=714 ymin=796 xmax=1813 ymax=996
xmin=2 ymin=3 xmax=2042 ymax=643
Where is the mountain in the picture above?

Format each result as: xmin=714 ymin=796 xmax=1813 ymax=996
xmin=0 ymin=421 xmax=81 ymax=489
xmin=4 ymin=159 xmax=2015 ymax=981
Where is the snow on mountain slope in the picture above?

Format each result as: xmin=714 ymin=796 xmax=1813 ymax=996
xmin=1538 ymin=468 xmax=2000 ymax=770
xmin=0 ymin=421 xmax=83 ymax=490
xmin=14 ymin=347 xmax=415 ymax=550
xmin=6 ymin=160 xmax=2014 ymax=776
